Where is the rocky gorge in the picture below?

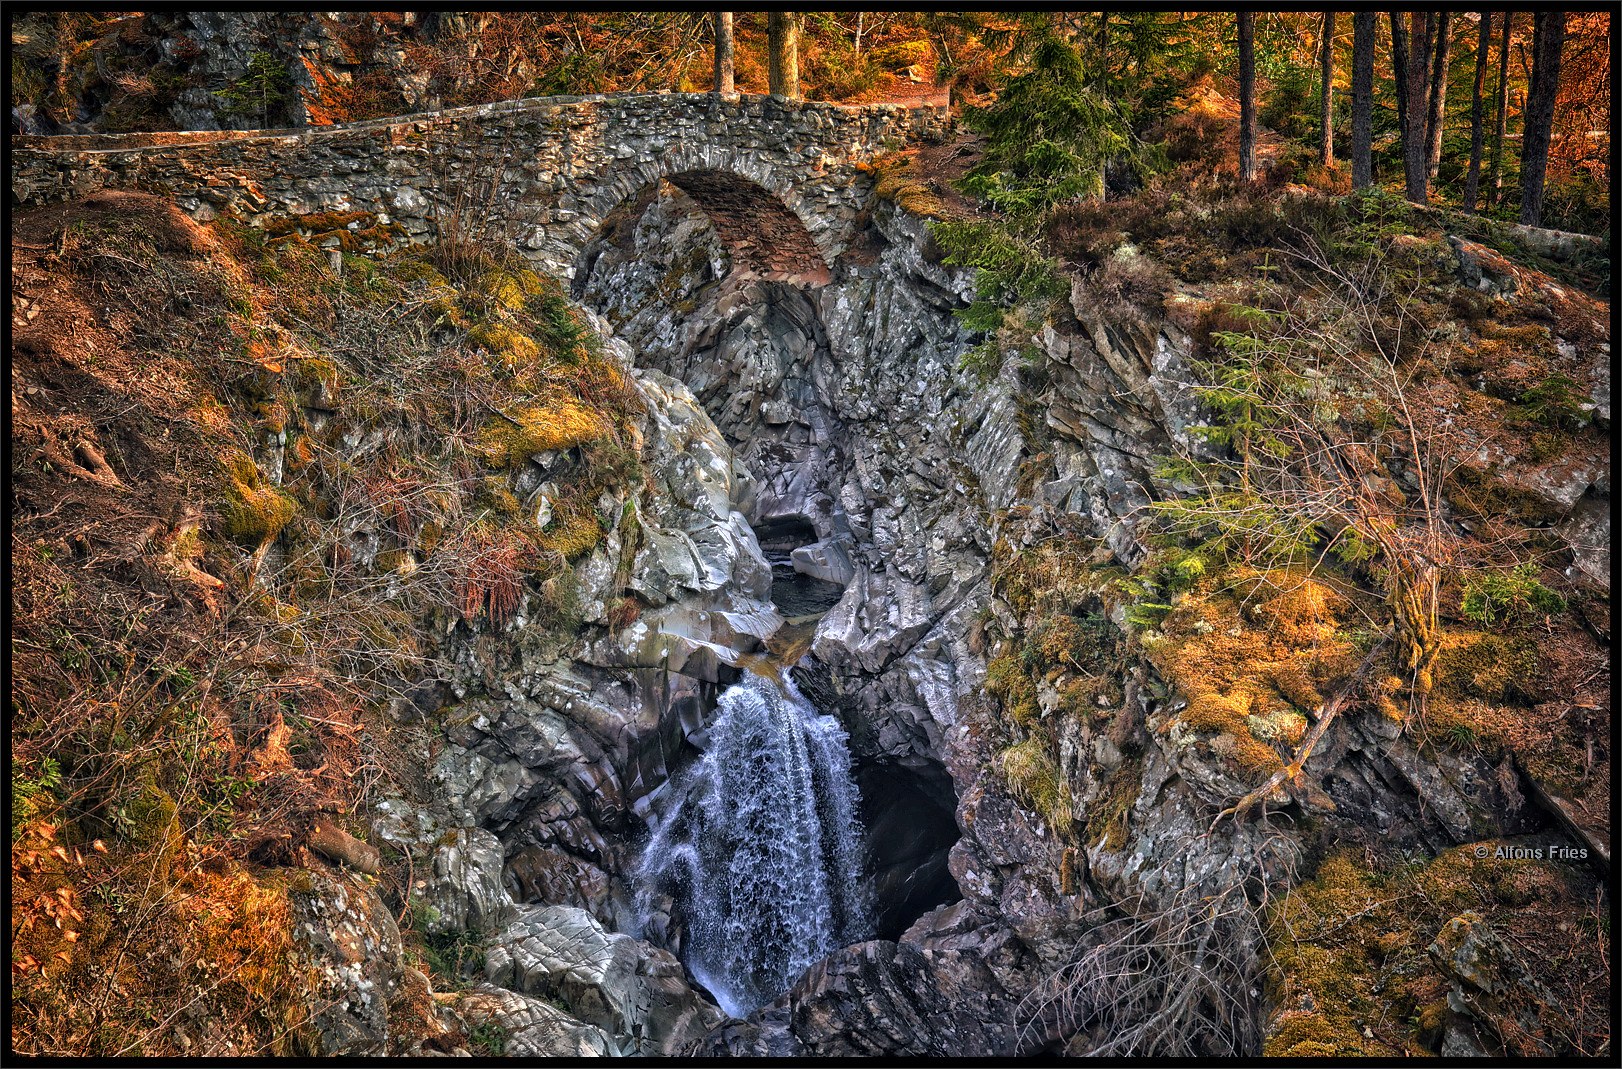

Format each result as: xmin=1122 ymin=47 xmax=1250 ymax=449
xmin=307 ymin=170 xmax=1610 ymax=1055
xmin=10 ymin=79 xmax=1612 ymax=1062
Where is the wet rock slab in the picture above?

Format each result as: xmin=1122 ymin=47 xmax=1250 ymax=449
xmin=484 ymin=904 xmax=724 ymax=1056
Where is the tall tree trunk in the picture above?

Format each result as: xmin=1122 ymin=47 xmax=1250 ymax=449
xmin=1463 ymin=12 xmax=1492 ymax=212
xmin=1097 ymin=11 xmax=1111 ymax=90
xmin=1519 ymin=11 xmax=1566 ymax=226
xmin=1403 ymin=13 xmax=1434 ymax=202
xmin=712 ymin=12 xmax=734 ymax=93
xmin=1487 ymin=12 xmax=1513 ymax=208
xmin=1390 ymin=13 xmax=1411 ymax=170
xmin=1239 ymin=11 xmax=1257 ymax=181
xmin=1352 ymin=13 xmax=1376 ymax=187
xmin=1319 ymin=11 xmax=1336 ymax=166
xmin=1424 ymin=13 xmax=1453 ymax=180
xmin=767 ymin=12 xmax=800 ymax=99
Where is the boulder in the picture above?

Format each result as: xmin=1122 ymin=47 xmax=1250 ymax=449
xmin=288 ymin=868 xmax=406 ymax=1056
xmin=1428 ymin=911 xmax=1576 ymax=1057
xmin=687 ymin=936 xmax=1032 ymax=1058
xmin=454 ymin=983 xmax=617 ymax=1057
xmin=413 ymin=827 xmax=517 ymax=936
xmin=503 ymin=845 xmax=615 ymax=925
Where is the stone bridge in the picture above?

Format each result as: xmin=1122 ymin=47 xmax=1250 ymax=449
xmin=11 ymin=91 xmax=954 ymax=282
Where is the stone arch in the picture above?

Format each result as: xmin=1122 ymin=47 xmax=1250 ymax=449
xmin=570 ymin=150 xmax=834 ymax=288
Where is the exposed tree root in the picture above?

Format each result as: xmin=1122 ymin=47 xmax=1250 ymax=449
xmin=1209 ymin=632 xmax=1391 ymax=835
xmin=30 ymin=439 xmax=123 ymax=489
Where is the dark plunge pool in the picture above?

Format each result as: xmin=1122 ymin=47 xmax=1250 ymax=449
xmin=754 ymin=516 xmax=847 ymax=620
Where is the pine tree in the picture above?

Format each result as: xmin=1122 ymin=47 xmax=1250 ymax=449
xmin=713 ymin=12 xmax=734 ymax=93
xmin=1401 ymin=13 xmax=1434 ymax=202
xmin=1486 ymin=12 xmax=1513 ymax=208
xmin=1318 ymin=12 xmax=1336 ymax=166
xmin=1351 ymin=13 xmax=1376 ymax=188
xmin=1424 ymin=13 xmax=1453 ymax=180
xmin=936 ymin=34 xmax=1140 ymax=368
xmin=955 ymin=36 xmax=1131 ymax=228
xmin=767 ymin=12 xmax=799 ymax=98
xmin=1463 ymin=12 xmax=1492 ymax=213
xmin=1519 ymin=12 xmax=1567 ymax=226
xmin=1238 ymin=12 xmax=1256 ymax=181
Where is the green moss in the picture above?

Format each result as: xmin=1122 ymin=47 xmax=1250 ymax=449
xmin=123 ymin=782 xmax=179 ymax=852
xmin=1264 ymin=844 xmax=1600 ymax=1058
xmin=395 ymin=260 xmax=448 ymax=286
xmin=468 ymin=322 xmax=544 ymax=364
xmin=535 ymin=497 xmax=606 ymax=561
xmin=1522 ymin=430 xmax=1571 ymax=464
xmin=1446 ymin=465 xmax=1565 ymax=525
xmin=864 ymin=150 xmax=958 ymax=221
xmin=263 ymin=210 xmax=374 ymax=239
xmin=220 ymin=450 xmax=298 ymax=548
xmin=1434 ymin=633 xmax=1540 ymax=704
xmin=985 ymin=652 xmax=1041 ymax=726
xmin=292 ymin=356 xmax=341 ymax=392
xmin=474 ymin=477 xmax=524 ymax=519
xmin=477 ymin=270 xmax=531 ymax=312
xmin=477 ymin=401 xmax=611 ymax=468
xmin=1265 ymin=1012 xmax=1376 ymax=1057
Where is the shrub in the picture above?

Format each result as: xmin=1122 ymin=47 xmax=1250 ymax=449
xmin=1515 ymin=374 xmax=1589 ymax=431
xmin=1075 ymin=247 xmax=1173 ymax=324
xmin=1458 ymin=564 xmax=1567 ymax=627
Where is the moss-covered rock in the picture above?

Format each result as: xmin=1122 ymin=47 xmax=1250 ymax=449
xmin=221 ymin=449 xmax=298 ymax=547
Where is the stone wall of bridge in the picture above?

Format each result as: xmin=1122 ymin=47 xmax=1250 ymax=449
xmin=11 ymin=92 xmax=954 ymax=280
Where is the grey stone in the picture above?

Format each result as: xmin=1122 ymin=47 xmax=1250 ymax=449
xmin=485 ymin=905 xmax=725 ymax=1056
xmin=413 ymin=827 xmax=518 ymax=936
xmin=454 ymin=984 xmax=617 ymax=1057
xmin=289 ymin=868 xmax=406 ymax=1056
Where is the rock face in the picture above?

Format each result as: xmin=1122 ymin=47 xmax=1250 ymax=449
xmin=413 ymin=827 xmax=518 ymax=936
xmin=15 ymin=35 xmax=1606 ymax=1050
xmin=484 ymin=905 xmax=725 ymax=1056
xmin=562 ymin=178 xmax=1610 ymax=1056
xmin=1427 ymin=911 xmax=1576 ymax=1057
xmin=454 ymin=984 xmax=617 ymax=1057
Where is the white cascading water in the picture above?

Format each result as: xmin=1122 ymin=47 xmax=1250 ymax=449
xmin=636 ymin=672 xmax=869 ymax=1018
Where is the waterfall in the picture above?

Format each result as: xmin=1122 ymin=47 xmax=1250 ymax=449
xmin=636 ymin=672 xmax=869 ymax=1018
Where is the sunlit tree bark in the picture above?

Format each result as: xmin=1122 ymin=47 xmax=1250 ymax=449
xmin=1318 ymin=11 xmax=1336 ymax=166
xmin=1389 ymin=13 xmax=1412 ymax=184
xmin=1424 ymin=13 xmax=1452 ymax=180
xmin=713 ymin=12 xmax=734 ymax=93
xmin=767 ymin=12 xmax=800 ymax=99
xmin=1402 ymin=13 xmax=1434 ymax=202
xmin=1463 ymin=12 xmax=1492 ymax=212
xmin=1486 ymin=12 xmax=1513 ymax=208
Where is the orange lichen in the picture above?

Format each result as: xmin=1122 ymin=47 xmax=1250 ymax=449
xmin=477 ymin=399 xmax=610 ymax=467
xmin=1146 ymin=568 xmax=1363 ymax=782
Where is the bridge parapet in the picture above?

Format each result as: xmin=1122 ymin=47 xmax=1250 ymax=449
xmin=11 ymin=92 xmax=953 ymax=279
